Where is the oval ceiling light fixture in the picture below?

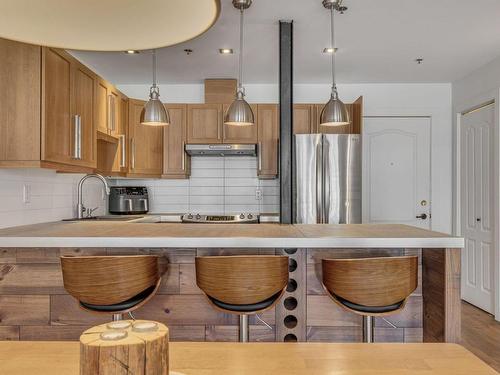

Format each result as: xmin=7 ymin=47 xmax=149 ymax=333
xmin=224 ymin=0 xmax=255 ymax=127
xmin=320 ymin=0 xmax=350 ymax=127
xmin=0 ymin=0 xmax=220 ymax=51
xmin=140 ymin=49 xmax=170 ymax=127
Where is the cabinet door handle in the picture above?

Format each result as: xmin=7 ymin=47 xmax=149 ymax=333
xmin=78 ymin=115 xmax=82 ymax=160
xmin=182 ymin=141 xmax=186 ymax=171
xmin=119 ymin=135 xmax=126 ymax=168
xmin=72 ymin=115 xmax=79 ymax=159
xmin=131 ymin=138 xmax=136 ymax=170
xmin=258 ymin=142 xmax=262 ymax=173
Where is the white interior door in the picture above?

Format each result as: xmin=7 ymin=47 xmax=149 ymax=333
xmin=363 ymin=117 xmax=431 ymax=229
xmin=460 ymin=104 xmax=495 ymax=313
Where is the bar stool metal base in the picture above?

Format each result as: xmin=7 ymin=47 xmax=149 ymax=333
xmin=239 ymin=315 xmax=249 ymax=342
xmin=362 ymin=316 xmax=374 ymax=343
xmin=112 ymin=314 xmax=123 ymax=322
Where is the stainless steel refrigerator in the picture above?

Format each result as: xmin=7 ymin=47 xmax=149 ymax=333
xmin=295 ymin=134 xmax=362 ymax=224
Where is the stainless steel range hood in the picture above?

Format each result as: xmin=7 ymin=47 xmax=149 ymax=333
xmin=185 ymin=144 xmax=257 ymax=156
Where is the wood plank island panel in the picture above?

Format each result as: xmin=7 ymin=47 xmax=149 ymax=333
xmin=0 ymin=247 xmax=457 ymax=343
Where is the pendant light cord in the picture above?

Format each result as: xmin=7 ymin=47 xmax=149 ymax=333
xmin=152 ymin=49 xmax=157 ymax=88
xmin=330 ymin=7 xmax=336 ymax=92
xmin=238 ymin=9 xmax=244 ymax=91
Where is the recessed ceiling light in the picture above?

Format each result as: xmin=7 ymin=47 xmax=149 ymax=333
xmin=125 ymin=50 xmax=139 ymax=54
xmin=323 ymin=47 xmax=338 ymax=54
xmin=219 ymin=48 xmax=234 ymax=55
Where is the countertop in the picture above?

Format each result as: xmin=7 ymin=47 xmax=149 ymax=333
xmin=0 ymin=221 xmax=464 ymax=248
xmin=0 ymin=342 xmax=495 ymax=375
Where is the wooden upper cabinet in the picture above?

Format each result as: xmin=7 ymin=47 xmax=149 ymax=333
xmin=95 ymin=79 xmax=109 ymax=134
xmin=187 ymin=104 xmax=222 ymax=144
xmin=293 ymin=104 xmax=315 ymax=134
xmin=163 ymin=104 xmax=190 ymax=178
xmin=72 ymin=63 xmax=96 ymax=168
xmin=42 ymin=48 xmax=73 ymax=166
xmin=314 ymin=103 xmax=355 ymax=134
xmin=128 ymin=99 xmax=163 ymax=176
xmin=222 ymin=104 xmax=258 ymax=144
xmin=0 ymin=38 xmax=41 ymax=164
xmin=257 ymin=104 xmax=279 ymax=179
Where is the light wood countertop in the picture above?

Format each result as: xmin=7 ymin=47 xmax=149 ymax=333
xmin=0 ymin=221 xmax=463 ymax=248
xmin=0 ymin=341 xmax=495 ymax=375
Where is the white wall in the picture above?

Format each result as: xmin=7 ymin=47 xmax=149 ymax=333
xmin=119 ymin=83 xmax=453 ymax=233
xmin=0 ymin=169 xmax=106 ymax=229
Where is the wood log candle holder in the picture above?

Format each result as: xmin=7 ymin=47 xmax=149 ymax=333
xmin=80 ymin=320 xmax=169 ymax=375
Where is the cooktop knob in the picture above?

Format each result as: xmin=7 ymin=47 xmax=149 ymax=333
xmin=196 ymin=214 xmax=201 ymax=220
xmin=248 ymin=214 xmax=253 ymax=219
xmin=187 ymin=214 xmax=193 ymax=219
xmin=239 ymin=214 xmax=245 ymax=219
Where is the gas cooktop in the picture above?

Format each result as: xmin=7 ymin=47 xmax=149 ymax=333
xmin=181 ymin=213 xmax=259 ymax=224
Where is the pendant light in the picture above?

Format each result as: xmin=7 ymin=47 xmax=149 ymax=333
xmin=141 ymin=49 xmax=170 ymax=126
xmin=320 ymin=0 xmax=350 ymax=127
xmin=224 ymin=0 xmax=255 ymax=127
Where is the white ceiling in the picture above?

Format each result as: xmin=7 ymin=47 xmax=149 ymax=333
xmin=71 ymin=0 xmax=500 ymax=85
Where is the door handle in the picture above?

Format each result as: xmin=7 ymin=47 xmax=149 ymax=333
xmin=416 ymin=214 xmax=428 ymax=220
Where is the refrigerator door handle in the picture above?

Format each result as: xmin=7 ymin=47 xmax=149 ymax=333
xmin=316 ymin=142 xmax=323 ymax=223
xmin=323 ymin=139 xmax=331 ymax=224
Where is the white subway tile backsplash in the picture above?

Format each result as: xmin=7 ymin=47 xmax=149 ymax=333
xmin=189 ymin=178 xmax=224 ymax=187
xmin=191 ymin=157 xmax=224 ymax=169
xmin=153 ymin=186 xmax=189 ymax=196
xmin=190 ymin=186 xmax=224 ymax=196
xmin=224 ymin=177 xmax=259 ymax=187
xmin=224 ymin=169 xmax=257 ymax=178
xmin=190 ymin=168 xmax=224 ymax=178
xmin=189 ymin=205 xmax=225 ymax=214
xmin=190 ymin=196 xmax=223 ymax=205
xmin=224 ymin=186 xmax=257 ymax=196
xmin=224 ymin=195 xmax=260 ymax=205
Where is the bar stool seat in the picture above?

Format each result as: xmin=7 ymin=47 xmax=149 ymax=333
xmin=79 ymin=284 xmax=158 ymax=313
xmin=196 ymin=255 xmax=289 ymax=342
xmin=208 ymin=290 xmax=283 ymax=313
xmin=61 ymin=255 xmax=162 ymax=321
xmin=322 ymin=256 xmax=418 ymax=343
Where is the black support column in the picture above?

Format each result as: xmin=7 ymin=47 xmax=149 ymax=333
xmin=279 ymin=21 xmax=293 ymax=224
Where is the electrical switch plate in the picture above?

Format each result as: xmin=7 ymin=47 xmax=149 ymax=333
xmin=255 ymin=188 xmax=263 ymax=201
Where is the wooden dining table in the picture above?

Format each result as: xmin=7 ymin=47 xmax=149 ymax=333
xmin=0 ymin=341 xmax=497 ymax=374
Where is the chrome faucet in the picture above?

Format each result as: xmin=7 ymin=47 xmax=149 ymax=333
xmin=77 ymin=174 xmax=111 ymax=219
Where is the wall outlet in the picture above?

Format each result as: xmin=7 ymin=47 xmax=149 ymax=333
xmin=22 ymin=184 xmax=31 ymax=204
xmin=255 ymin=188 xmax=263 ymax=201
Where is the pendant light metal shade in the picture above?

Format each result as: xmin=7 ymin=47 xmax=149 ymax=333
xmin=320 ymin=0 xmax=349 ymax=127
xmin=320 ymin=89 xmax=350 ymax=126
xmin=141 ymin=49 xmax=170 ymax=126
xmin=224 ymin=90 xmax=254 ymax=126
xmin=140 ymin=87 xmax=170 ymax=126
xmin=225 ymin=0 xmax=255 ymax=126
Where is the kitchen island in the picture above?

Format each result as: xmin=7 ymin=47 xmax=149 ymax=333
xmin=0 ymin=223 xmax=463 ymax=344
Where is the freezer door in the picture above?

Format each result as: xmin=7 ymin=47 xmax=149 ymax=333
xmin=323 ymin=134 xmax=362 ymax=224
xmin=295 ymin=134 xmax=323 ymax=224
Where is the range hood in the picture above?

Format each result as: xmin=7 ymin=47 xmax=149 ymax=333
xmin=185 ymin=144 xmax=257 ymax=156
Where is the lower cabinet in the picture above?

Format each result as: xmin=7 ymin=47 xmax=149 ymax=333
xmin=163 ymin=104 xmax=190 ymax=179
xmin=127 ymin=99 xmax=163 ymax=177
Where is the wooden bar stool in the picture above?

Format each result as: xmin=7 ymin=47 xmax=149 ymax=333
xmin=322 ymin=256 xmax=418 ymax=343
xmin=196 ymin=255 xmax=289 ymax=342
xmin=61 ymin=255 xmax=162 ymax=321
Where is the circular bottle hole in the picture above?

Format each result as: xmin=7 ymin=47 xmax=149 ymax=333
xmin=286 ymin=279 xmax=298 ymax=293
xmin=284 ymin=248 xmax=297 ymax=255
xmin=288 ymin=259 xmax=297 ymax=272
xmin=106 ymin=321 xmax=131 ymax=330
xmin=284 ymin=315 xmax=298 ymax=329
xmin=284 ymin=297 xmax=298 ymax=311
xmin=284 ymin=334 xmax=298 ymax=342
xmin=100 ymin=330 xmax=128 ymax=341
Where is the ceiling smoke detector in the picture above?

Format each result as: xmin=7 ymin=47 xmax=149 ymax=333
xmin=415 ymin=58 xmax=424 ymax=64
xmin=184 ymin=49 xmax=194 ymax=55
